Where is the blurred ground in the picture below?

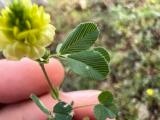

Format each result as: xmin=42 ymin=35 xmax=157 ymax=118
xmin=0 ymin=0 xmax=160 ymax=120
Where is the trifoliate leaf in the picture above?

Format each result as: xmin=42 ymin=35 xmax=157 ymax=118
xmin=53 ymin=101 xmax=73 ymax=120
xmin=59 ymin=22 xmax=99 ymax=54
xmin=66 ymin=50 xmax=109 ymax=80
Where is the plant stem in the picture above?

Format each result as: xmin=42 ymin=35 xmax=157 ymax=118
xmin=39 ymin=63 xmax=60 ymax=101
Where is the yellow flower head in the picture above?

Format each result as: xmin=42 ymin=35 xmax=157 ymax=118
xmin=146 ymin=88 xmax=155 ymax=96
xmin=0 ymin=0 xmax=55 ymax=60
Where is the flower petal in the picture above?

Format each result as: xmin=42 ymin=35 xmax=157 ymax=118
xmin=28 ymin=46 xmax=46 ymax=60
xmin=0 ymin=32 xmax=11 ymax=50
xmin=38 ymin=24 xmax=56 ymax=46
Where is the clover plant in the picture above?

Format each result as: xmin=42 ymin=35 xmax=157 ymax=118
xmin=0 ymin=0 xmax=118 ymax=120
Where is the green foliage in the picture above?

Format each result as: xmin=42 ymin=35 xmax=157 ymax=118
xmin=94 ymin=104 xmax=116 ymax=120
xmin=45 ymin=0 xmax=160 ymax=119
xmin=94 ymin=91 xmax=118 ymax=120
xmin=30 ymin=94 xmax=50 ymax=115
xmin=67 ymin=50 xmax=109 ymax=80
xmin=94 ymin=47 xmax=110 ymax=62
xmin=30 ymin=20 xmax=111 ymax=119
xmin=30 ymin=94 xmax=74 ymax=120
xmin=98 ymin=91 xmax=113 ymax=105
xmin=53 ymin=102 xmax=73 ymax=120
xmin=2 ymin=0 xmax=159 ymax=120
xmin=58 ymin=23 xmax=110 ymax=80
xmin=59 ymin=22 xmax=99 ymax=54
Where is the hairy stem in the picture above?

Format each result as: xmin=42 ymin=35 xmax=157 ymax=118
xmin=39 ymin=63 xmax=60 ymax=101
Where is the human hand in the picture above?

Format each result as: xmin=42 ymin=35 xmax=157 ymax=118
xmin=0 ymin=58 xmax=114 ymax=120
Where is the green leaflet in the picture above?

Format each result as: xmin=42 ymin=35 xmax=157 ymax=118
xmin=67 ymin=50 xmax=109 ymax=80
xmin=98 ymin=91 xmax=113 ymax=105
xmin=30 ymin=94 xmax=50 ymax=115
xmin=94 ymin=47 xmax=110 ymax=62
xmin=59 ymin=22 xmax=99 ymax=54
xmin=53 ymin=101 xmax=73 ymax=120
xmin=106 ymin=103 xmax=118 ymax=117
xmin=94 ymin=104 xmax=116 ymax=120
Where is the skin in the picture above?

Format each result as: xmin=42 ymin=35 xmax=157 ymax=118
xmin=0 ymin=58 xmax=114 ymax=120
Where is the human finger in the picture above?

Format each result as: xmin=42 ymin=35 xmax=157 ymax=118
xmin=0 ymin=58 xmax=64 ymax=103
xmin=0 ymin=90 xmax=115 ymax=120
